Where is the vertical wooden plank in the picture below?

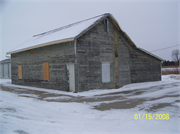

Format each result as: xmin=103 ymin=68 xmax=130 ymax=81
xmin=18 ymin=65 xmax=22 ymax=79
xmin=43 ymin=62 xmax=49 ymax=80
xmin=114 ymin=29 xmax=118 ymax=54
xmin=114 ymin=28 xmax=119 ymax=88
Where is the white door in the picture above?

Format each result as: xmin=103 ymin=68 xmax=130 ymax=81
xmin=67 ymin=63 xmax=75 ymax=92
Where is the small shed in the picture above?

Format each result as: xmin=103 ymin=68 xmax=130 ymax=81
xmin=0 ymin=59 xmax=11 ymax=78
xmin=7 ymin=13 xmax=163 ymax=92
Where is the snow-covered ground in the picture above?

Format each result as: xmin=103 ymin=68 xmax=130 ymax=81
xmin=161 ymin=67 xmax=180 ymax=72
xmin=0 ymin=75 xmax=180 ymax=134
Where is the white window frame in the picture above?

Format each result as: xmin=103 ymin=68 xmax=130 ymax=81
xmin=102 ymin=62 xmax=110 ymax=83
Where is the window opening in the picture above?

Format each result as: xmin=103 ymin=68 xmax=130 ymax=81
xmin=102 ymin=62 xmax=110 ymax=83
xmin=104 ymin=18 xmax=109 ymax=32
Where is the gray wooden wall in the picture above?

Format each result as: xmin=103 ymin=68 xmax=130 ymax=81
xmin=76 ymin=17 xmax=161 ymax=91
xmin=76 ymin=18 xmax=116 ymax=91
xmin=11 ymin=41 xmax=75 ymax=90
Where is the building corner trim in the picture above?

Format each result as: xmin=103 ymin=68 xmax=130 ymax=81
xmin=74 ymin=39 xmax=78 ymax=93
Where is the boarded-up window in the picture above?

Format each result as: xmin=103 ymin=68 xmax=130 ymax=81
xmin=18 ymin=65 xmax=22 ymax=79
xmin=43 ymin=62 xmax=49 ymax=80
xmin=102 ymin=62 xmax=110 ymax=83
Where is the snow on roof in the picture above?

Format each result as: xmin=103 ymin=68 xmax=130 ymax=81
xmin=7 ymin=13 xmax=107 ymax=54
xmin=137 ymin=47 xmax=164 ymax=61
xmin=0 ymin=59 xmax=11 ymax=64
xmin=6 ymin=13 xmax=163 ymax=61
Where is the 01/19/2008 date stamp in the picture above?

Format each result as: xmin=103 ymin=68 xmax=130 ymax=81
xmin=134 ymin=114 xmax=169 ymax=120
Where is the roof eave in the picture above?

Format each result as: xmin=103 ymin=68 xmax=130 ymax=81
xmin=108 ymin=14 xmax=136 ymax=47
xmin=6 ymin=38 xmax=75 ymax=55
xmin=137 ymin=47 xmax=164 ymax=61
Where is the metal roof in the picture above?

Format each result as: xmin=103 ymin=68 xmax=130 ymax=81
xmin=137 ymin=47 xmax=163 ymax=61
xmin=0 ymin=59 xmax=11 ymax=64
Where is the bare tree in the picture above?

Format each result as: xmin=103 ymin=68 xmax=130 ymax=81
xmin=171 ymin=49 xmax=180 ymax=65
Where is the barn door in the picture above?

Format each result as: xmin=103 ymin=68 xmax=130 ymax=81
xmin=66 ymin=63 xmax=75 ymax=92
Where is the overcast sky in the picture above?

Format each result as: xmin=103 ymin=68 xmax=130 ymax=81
xmin=0 ymin=0 xmax=179 ymax=61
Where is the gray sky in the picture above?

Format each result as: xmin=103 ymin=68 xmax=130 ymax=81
xmin=0 ymin=0 xmax=179 ymax=61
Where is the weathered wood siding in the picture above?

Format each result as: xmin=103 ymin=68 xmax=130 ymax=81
xmin=129 ymin=47 xmax=161 ymax=83
xmin=116 ymin=31 xmax=161 ymax=84
xmin=76 ymin=17 xmax=161 ymax=92
xmin=76 ymin=17 xmax=115 ymax=91
xmin=11 ymin=41 xmax=75 ymax=90
xmin=116 ymin=31 xmax=131 ymax=86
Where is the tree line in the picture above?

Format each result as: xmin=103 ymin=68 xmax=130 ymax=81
xmin=162 ymin=49 xmax=179 ymax=66
xmin=162 ymin=60 xmax=179 ymax=66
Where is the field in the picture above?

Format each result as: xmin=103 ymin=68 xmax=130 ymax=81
xmin=161 ymin=66 xmax=180 ymax=75
xmin=0 ymin=75 xmax=180 ymax=134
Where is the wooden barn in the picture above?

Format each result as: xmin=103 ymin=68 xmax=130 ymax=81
xmin=7 ymin=13 xmax=163 ymax=92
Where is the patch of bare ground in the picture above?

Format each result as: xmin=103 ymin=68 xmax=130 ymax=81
xmin=147 ymin=103 xmax=173 ymax=111
xmin=93 ymin=98 xmax=146 ymax=111
xmin=93 ymin=95 xmax=180 ymax=111
xmin=0 ymin=84 xmax=75 ymax=100
xmin=0 ymin=84 xmax=126 ymax=102
xmin=1 ymin=82 xmax=179 ymax=111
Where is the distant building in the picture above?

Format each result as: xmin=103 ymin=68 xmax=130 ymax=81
xmin=7 ymin=13 xmax=163 ymax=92
xmin=0 ymin=59 xmax=11 ymax=78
